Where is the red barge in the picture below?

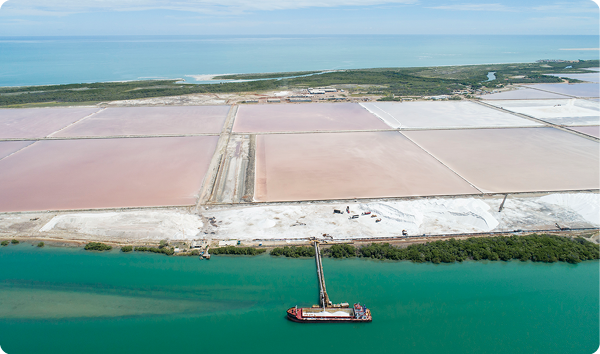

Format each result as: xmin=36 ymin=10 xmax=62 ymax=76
xmin=287 ymin=303 xmax=371 ymax=323
xmin=286 ymin=241 xmax=372 ymax=323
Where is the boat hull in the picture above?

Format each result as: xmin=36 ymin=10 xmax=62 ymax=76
xmin=286 ymin=307 xmax=371 ymax=323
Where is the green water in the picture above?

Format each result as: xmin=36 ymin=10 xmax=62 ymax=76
xmin=0 ymin=244 xmax=598 ymax=354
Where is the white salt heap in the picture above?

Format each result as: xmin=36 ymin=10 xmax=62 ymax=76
xmin=539 ymin=193 xmax=600 ymax=225
xmin=35 ymin=193 xmax=598 ymax=241
xmin=204 ymin=198 xmax=499 ymax=240
xmin=40 ymin=211 xmax=203 ymax=240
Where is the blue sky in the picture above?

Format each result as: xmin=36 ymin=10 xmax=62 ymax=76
xmin=0 ymin=0 xmax=598 ymax=36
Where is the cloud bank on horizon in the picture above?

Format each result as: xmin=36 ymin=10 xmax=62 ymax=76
xmin=0 ymin=0 xmax=597 ymax=35
xmin=3 ymin=0 xmax=597 ymax=13
xmin=3 ymin=0 xmax=419 ymax=12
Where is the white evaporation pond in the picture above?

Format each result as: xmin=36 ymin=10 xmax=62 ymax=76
xmin=545 ymin=72 xmax=600 ymax=83
xmin=524 ymin=83 xmax=600 ymax=98
xmin=360 ymin=101 xmax=541 ymax=129
xmin=484 ymin=99 xmax=600 ymax=126
xmin=479 ymin=88 xmax=570 ymax=100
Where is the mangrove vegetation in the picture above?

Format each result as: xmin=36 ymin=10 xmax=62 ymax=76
xmin=134 ymin=246 xmax=174 ymax=256
xmin=273 ymin=235 xmax=599 ymax=264
xmin=270 ymin=246 xmax=315 ymax=258
xmin=211 ymin=246 xmax=266 ymax=256
xmin=84 ymin=242 xmax=112 ymax=251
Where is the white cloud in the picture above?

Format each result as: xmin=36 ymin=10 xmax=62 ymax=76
xmin=0 ymin=0 xmax=9 ymax=10
xmin=427 ymin=3 xmax=515 ymax=11
xmin=3 ymin=0 xmax=417 ymax=14
xmin=533 ymin=1 xmax=599 ymax=13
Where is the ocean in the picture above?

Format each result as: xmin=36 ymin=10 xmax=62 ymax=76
xmin=0 ymin=244 xmax=597 ymax=354
xmin=0 ymin=35 xmax=598 ymax=87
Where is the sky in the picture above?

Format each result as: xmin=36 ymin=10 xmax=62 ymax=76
xmin=0 ymin=0 xmax=598 ymax=36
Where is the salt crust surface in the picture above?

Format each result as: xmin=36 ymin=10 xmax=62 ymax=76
xmin=546 ymin=72 xmax=600 ymax=83
xmin=233 ymin=103 xmax=388 ymax=133
xmin=254 ymin=132 xmax=479 ymax=201
xmin=480 ymin=88 xmax=569 ymax=100
xmin=0 ymin=107 xmax=100 ymax=139
xmin=485 ymin=99 xmax=599 ymax=125
xmin=37 ymin=193 xmax=599 ymax=241
xmin=360 ymin=101 xmax=541 ymax=129
xmin=404 ymin=128 xmax=599 ymax=193
xmin=570 ymin=126 xmax=600 ymax=138
xmin=538 ymin=193 xmax=600 ymax=225
xmin=204 ymin=198 xmax=500 ymax=239
xmin=40 ymin=211 xmax=203 ymax=240
xmin=525 ymin=83 xmax=600 ymax=98
xmin=0 ymin=141 xmax=34 ymax=160
xmin=0 ymin=136 xmax=219 ymax=212
xmin=54 ymin=106 xmax=230 ymax=137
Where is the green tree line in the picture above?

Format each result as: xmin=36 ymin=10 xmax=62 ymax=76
xmin=210 ymin=246 xmax=266 ymax=255
xmin=270 ymin=246 xmax=315 ymax=257
xmin=84 ymin=242 xmax=112 ymax=251
xmin=271 ymin=235 xmax=599 ymax=264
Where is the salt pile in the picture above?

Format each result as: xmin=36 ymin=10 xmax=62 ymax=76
xmin=539 ymin=193 xmax=600 ymax=225
xmin=205 ymin=198 xmax=500 ymax=240
xmin=40 ymin=211 xmax=203 ymax=240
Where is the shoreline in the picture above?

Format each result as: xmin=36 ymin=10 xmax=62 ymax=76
xmin=2 ymin=60 xmax=598 ymax=89
xmin=2 ymin=230 xmax=598 ymax=266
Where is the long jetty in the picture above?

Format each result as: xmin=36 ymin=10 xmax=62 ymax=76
xmin=314 ymin=241 xmax=331 ymax=308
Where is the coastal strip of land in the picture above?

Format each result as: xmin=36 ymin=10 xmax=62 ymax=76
xmin=1 ymin=60 xmax=597 ymax=107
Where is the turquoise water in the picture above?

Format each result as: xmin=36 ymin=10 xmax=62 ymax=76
xmin=0 ymin=244 xmax=597 ymax=354
xmin=0 ymin=35 xmax=598 ymax=86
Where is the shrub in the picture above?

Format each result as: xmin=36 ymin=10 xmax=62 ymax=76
xmin=11 ymin=239 xmax=19 ymax=244
xmin=357 ymin=234 xmax=599 ymax=264
xmin=84 ymin=242 xmax=112 ymax=251
xmin=270 ymin=246 xmax=315 ymax=258
xmin=211 ymin=246 xmax=266 ymax=256
xmin=135 ymin=246 xmax=174 ymax=256
xmin=1 ymin=241 xmax=8 ymax=246
xmin=37 ymin=242 xmax=44 ymax=248
xmin=325 ymin=244 xmax=357 ymax=258
xmin=121 ymin=246 xmax=133 ymax=252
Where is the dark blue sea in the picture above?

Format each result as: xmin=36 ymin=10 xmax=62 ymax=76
xmin=0 ymin=35 xmax=598 ymax=86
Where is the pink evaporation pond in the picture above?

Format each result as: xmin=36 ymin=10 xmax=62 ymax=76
xmin=254 ymin=132 xmax=479 ymax=202
xmin=0 ymin=107 xmax=101 ymax=139
xmin=403 ymin=128 xmax=599 ymax=194
xmin=233 ymin=103 xmax=390 ymax=133
xmin=570 ymin=126 xmax=600 ymax=138
xmin=480 ymin=88 xmax=569 ymax=100
xmin=55 ymin=106 xmax=230 ymax=137
xmin=524 ymin=83 xmax=600 ymax=98
xmin=361 ymin=101 xmax=541 ymax=129
xmin=0 ymin=136 xmax=219 ymax=212
xmin=0 ymin=141 xmax=34 ymax=159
